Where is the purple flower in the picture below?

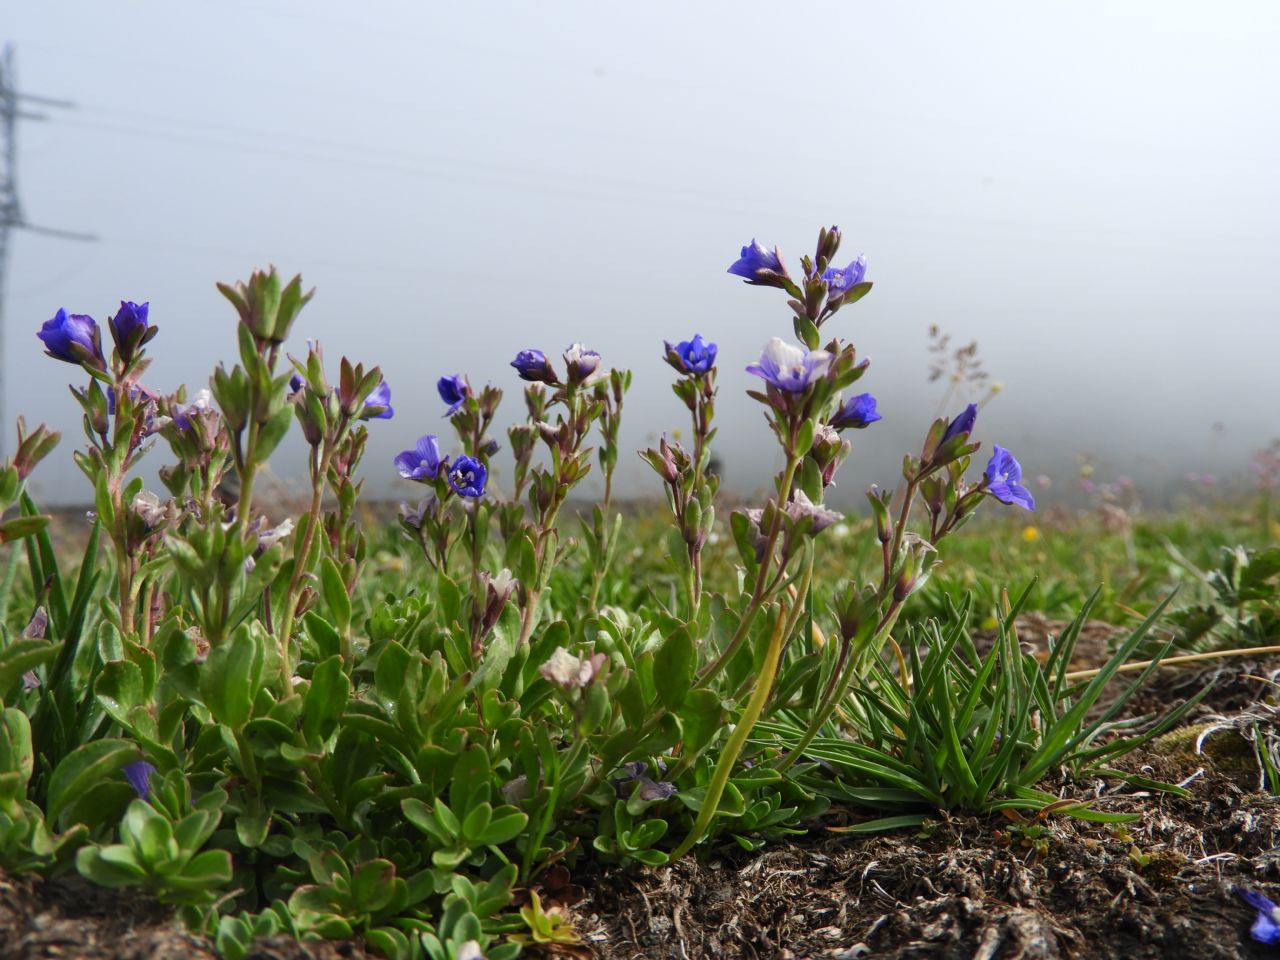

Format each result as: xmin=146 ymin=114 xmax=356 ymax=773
xmin=727 ymin=239 xmax=784 ymax=281
xmin=830 ymin=393 xmax=881 ymax=430
xmin=38 ymin=309 xmax=102 ymax=366
xmin=395 ymin=434 xmax=445 ymax=482
xmin=563 ymin=343 xmax=601 ymax=383
xmin=822 ymin=256 xmax=867 ymax=298
xmin=289 ymin=373 xmax=306 ymax=395
xmin=984 ymin=445 xmax=1035 ymax=511
xmin=110 ymin=300 xmax=150 ymax=345
xmin=746 ymin=337 xmax=832 ymax=393
xmin=941 ymin=403 xmax=978 ymax=444
xmin=437 ymin=374 xmax=469 ymax=416
xmin=511 ymin=349 xmax=558 ymax=384
xmin=448 ymin=455 xmax=487 ymax=498
xmin=664 ymin=334 xmax=717 ymax=376
xmin=123 ymin=760 xmax=157 ymax=801
xmin=1237 ymin=888 xmax=1280 ymax=945
xmin=362 ymin=379 xmax=393 ymax=420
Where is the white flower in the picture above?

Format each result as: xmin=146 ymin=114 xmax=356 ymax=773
xmin=538 ymin=647 xmax=605 ymax=690
xmin=746 ymin=337 xmax=832 ymax=393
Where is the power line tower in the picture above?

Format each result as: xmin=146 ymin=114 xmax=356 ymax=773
xmin=0 ymin=44 xmax=96 ymax=456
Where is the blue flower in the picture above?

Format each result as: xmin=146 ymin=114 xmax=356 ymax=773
xmin=984 ymin=445 xmax=1035 ymax=511
xmin=664 ymin=334 xmax=717 ymax=376
xmin=289 ymin=373 xmax=306 ymax=395
xmin=727 ymin=239 xmax=784 ymax=281
xmin=448 ymin=455 xmax=487 ymax=498
xmin=822 ymin=256 xmax=867 ymax=298
xmin=1237 ymin=888 xmax=1280 ymax=945
xmin=110 ymin=300 xmax=150 ymax=345
xmin=395 ymin=434 xmax=445 ymax=482
xmin=830 ymin=392 xmax=881 ymax=429
xmin=38 ymin=309 xmax=102 ymax=366
xmin=123 ymin=760 xmax=157 ymax=801
xmin=437 ymin=374 xmax=469 ymax=416
xmin=941 ymin=403 xmax=978 ymax=444
xmin=363 ymin=379 xmax=394 ymax=420
xmin=563 ymin=343 xmax=601 ymax=383
xmin=511 ymin=349 xmax=558 ymax=384
xmin=746 ymin=337 xmax=831 ymax=393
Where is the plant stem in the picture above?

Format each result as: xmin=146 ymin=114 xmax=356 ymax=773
xmin=696 ymin=452 xmax=801 ymax=688
xmin=668 ymin=604 xmax=789 ymax=861
xmin=1063 ymin=643 xmax=1280 ymax=682
xmin=773 ymin=602 xmax=904 ymax=776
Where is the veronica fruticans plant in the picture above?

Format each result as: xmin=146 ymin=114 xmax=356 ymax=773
xmin=286 ymin=342 xmax=394 ymax=665
xmin=584 ymin=367 xmax=631 ymax=611
xmin=508 ymin=344 xmax=609 ymax=647
xmin=639 ymin=336 xmax=718 ymax=618
xmin=40 ymin=300 xmax=163 ymax=637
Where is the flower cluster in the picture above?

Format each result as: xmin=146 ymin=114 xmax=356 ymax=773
xmin=512 ymin=343 xmax=602 ymax=386
xmin=395 ymin=434 xmax=487 ymax=499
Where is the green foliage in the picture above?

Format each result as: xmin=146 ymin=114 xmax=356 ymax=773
xmin=774 ymin=588 xmax=1206 ymax=824
xmin=2 ymin=254 xmax=1251 ymax=959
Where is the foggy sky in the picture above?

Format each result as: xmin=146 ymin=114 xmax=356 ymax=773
xmin=6 ymin=1 xmax=1279 ymax=507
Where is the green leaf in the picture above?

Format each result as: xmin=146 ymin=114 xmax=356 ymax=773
xmin=653 ymin=627 xmax=695 ymax=709
xmin=48 ymin=739 xmax=136 ymax=828
xmin=318 ymin=557 xmax=351 ymax=633
xmin=0 ymin=639 xmax=60 ymax=700
xmin=476 ymin=808 xmax=527 ymax=846
xmin=827 ymin=814 xmax=926 ymax=834
xmin=199 ymin=625 xmax=264 ymax=730
xmin=76 ymin=844 xmax=146 ymax=886
xmin=302 ymin=656 xmax=349 ymax=744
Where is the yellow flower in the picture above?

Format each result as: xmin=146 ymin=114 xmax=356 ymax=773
xmin=1022 ymin=526 xmax=1040 ymax=543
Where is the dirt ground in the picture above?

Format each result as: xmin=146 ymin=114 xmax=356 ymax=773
xmin=3 ymin=654 xmax=1279 ymax=960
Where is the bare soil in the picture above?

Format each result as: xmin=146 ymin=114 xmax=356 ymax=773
xmin=4 ymin=656 xmax=1279 ymax=960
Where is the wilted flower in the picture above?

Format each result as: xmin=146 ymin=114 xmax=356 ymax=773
xmin=362 ymin=379 xmax=394 ymax=420
xmin=395 ymin=434 xmax=445 ymax=482
xmin=563 ymin=343 xmax=601 ymax=383
xmin=254 ymin=517 xmax=294 ymax=552
xmin=448 ymin=455 xmax=487 ymax=498
xmin=609 ymin=761 xmax=676 ymax=801
xmin=38 ymin=309 xmax=102 ymax=366
xmin=477 ymin=568 xmax=517 ymax=637
xmin=22 ymin=607 xmax=48 ymax=640
xmin=511 ymin=349 xmax=559 ymax=384
xmin=941 ymin=403 xmax=978 ymax=444
xmin=727 ymin=239 xmax=785 ymax=282
xmin=830 ymin=392 xmax=881 ymax=429
xmin=398 ymin=496 xmax=434 ymax=530
xmin=132 ymin=491 xmax=172 ymax=531
xmin=123 ymin=760 xmax=157 ymax=801
xmin=636 ymin=777 xmax=677 ymax=802
xmin=437 ymin=374 xmax=470 ymax=416
xmin=984 ymin=445 xmax=1036 ymax=511
xmin=538 ymin=647 xmax=607 ymax=689
xmin=894 ymin=533 xmax=939 ymax=601
xmin=822 ymin=255 xmax=867 ymax=298
xmin=664 ymin=335 xmax=717 ymax=376
xmin=1237 ymin=887 xmax=1280 ymax=945
xmin=747 ymin=337 xmax=831 ymax=393
xmin=172 ymin=388 xmax=213 ymax=431
xmin=785 ymin=490 xmax=843 ymax=534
